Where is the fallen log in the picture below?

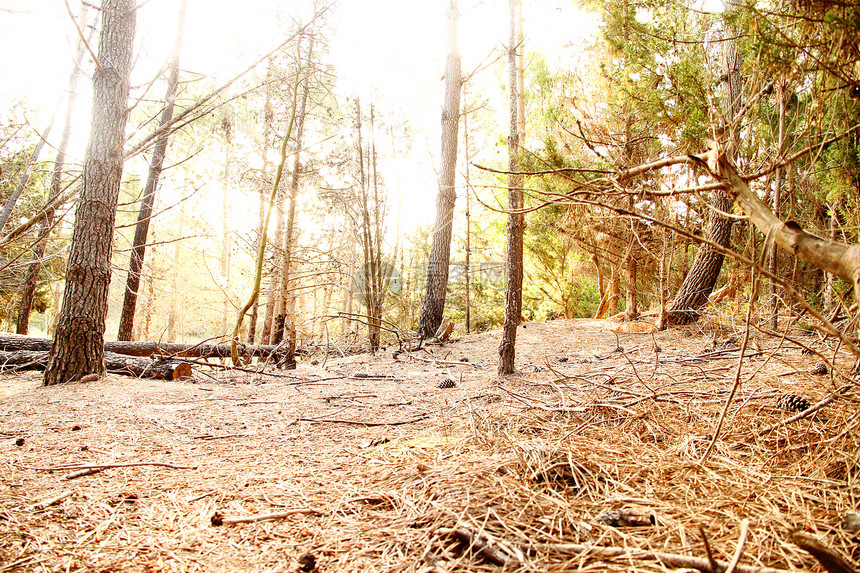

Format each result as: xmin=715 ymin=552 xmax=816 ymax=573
xmin=0 ymin=350 xmax=192 ymax=380
xmin=0 ymin=335 xmax=293 ymax=365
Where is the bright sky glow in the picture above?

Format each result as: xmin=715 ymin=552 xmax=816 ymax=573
xmin=0 ymin=0 xmax=597 ymax=232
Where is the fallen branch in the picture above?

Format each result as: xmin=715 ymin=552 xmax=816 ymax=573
xmin=438 ymin=527 xmax=517 ymax=566
xmin=789 ymin=531 xmax=857 ymax=573
xmin=211 ymin=508 xmax=321 ymax=526
xmin=0 ymin=350 xmax=191 ymax=380
xmin=296 ymin=414 xmax=430 ymax=426
xmin=0 ymin=335 xmax=291 ymax=362
xmin=31 ymin=490 xmax=74 ymax=510
xmin=535 ymin=542 xmax=792 ymax=573
xmin=19 ymin=461 xmax=197 ymax=472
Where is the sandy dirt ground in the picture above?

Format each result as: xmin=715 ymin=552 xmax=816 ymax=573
xmin=0 ymin=318 xmax=856 ymax=572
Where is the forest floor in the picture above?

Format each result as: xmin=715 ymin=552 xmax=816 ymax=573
xmin=0 ymin=317 xmax=858 ymax=572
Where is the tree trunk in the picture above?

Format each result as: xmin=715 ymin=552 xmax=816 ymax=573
xmin=768 ymin=79 xmax=787 ymax=330
xmin=43 ymin=0 xmax=136 ymax=386
xmin=16 ymin=7 xmax=91 ymax=335
xmin=463 ymin=84 xmax=472 ymax=334
xmin=418 ymin=0 xmax=462 ymax=339
xmin=499 ymin=0 xmax=524 ymax=375
xmin=274 ymin=38 xmax=313 ymax=347
xmin=249 ymin=61 xmax=276 ymax=345
xmin=117 ymin=0 xmax=185 ymax=341
xmin=229 ymin=45 xmax=303 ymax=366
xmin=666 ymin=35 xmax=742 ymax=325
xmin=624 ymin=246 xmax=638 ymax=321
xmin=220 ymin=131 xmax=233 ymax=335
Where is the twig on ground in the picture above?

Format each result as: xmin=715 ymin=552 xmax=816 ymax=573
xmin=31 ymin=490 xmax=74 ymax=510
xmin=700 ymin=266 xmax=758 ymax=463
xmin=789 ymin=531 xmax=856 ymax=573
xmin=19 ymin=461 xmax=198 ymax=471
xmin=725 ymin=519 xmax=750 ymax=573
xmin=438 ymin=527 xmax=514 ymax=566
xmin=211 ymin=508 xmax=322 ymax=526
xmin=296 ymin=414 xmax=430 ymax=426
xmin=536 ymin=542 xmax=792 ymax=573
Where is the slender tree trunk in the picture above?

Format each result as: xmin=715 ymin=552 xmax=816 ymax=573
xmin=499 ymin=0 xmax=524 ymax=375
xmin=17 ymin=6 xmax=91 ymax=335
xmin=825 ymin=206 xmax=836 ymax=314
xmin=220 ymin=128 xmax=233 ymax=334
xmin=117 ymin=0 xmax=185 ymax=341
xmin=667 ymin=34 xmax=741 ymax=325
xmin=274 ymin=39 xmax=313 ymax=346
xmin=463 ymin=84 xmax=472 ymax=334
xmin=768 ymin=79 xmax=786 ymax=330
xmin=229 ymin=47 xmax=303 ymax=366
xmin=250 ymin=61 xmax=276 ymax=345
xmin=44 ymin=0 xmax=136 ymax=385
xmin=624 ymin=245 xmax=638 ymax=321
xmin=369 ymin=104 xmax=384 ymax=351
xmin=418 ymin=0 xmax=462 ymax=339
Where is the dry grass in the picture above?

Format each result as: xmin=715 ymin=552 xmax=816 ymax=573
xmin=0 ymin=318 xmax=858 ymax=572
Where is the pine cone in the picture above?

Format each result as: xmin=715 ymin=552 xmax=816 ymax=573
xmin=438 ymin=378 xmax=456 ymax=389
xmin=811 ymin=362 xmax=828 ymax=375
xmin=776 ymin=394 xmax=811 ymax=412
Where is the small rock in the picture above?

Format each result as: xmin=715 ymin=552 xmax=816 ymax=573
xmin=298 ymin=552 xmax=318 ymax=572
xmin=843 ymin=512 xmax=860 ymax=533
xmin=14 ymin=437 xmax=24 ymax=447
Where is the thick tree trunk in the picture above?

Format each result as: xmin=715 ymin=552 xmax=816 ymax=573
xmin=117 ymin=0 xmax=185 ymax=341
xmin=666 ymin=32 xmax=742 ymax=325
xmin=418 ymin=0 xmax=462 ymax=339
xmin=499 ymin=0 xmax=524 ymax=375
xmin=666 ymin=189 xmax=734 ymax=324
xmin=44 ymin=0 xmax=136 ymax=386
xmin=2 ymin=350 xmax=191 ymax=380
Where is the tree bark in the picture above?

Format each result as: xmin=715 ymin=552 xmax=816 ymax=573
xmin=117 ymin=0 xmax=185 ymax=341
xmin=499 ymin=0 xmax=524 ymax=375
xmin=44 ymin=0 xmax=136 ymax=386
xmin=2 ymin=350 xmax=191 ymax=380
xmin=274 ymin=38 xmax=313 ymax=348
xmin=768 ymin=79 xmax=787 ymax=330
xmin=666 ymin=33 xmax=742 ymax=325
xmin=418 ymin=0 xmax=462 ymax=339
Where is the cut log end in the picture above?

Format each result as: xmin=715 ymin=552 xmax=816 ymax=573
xmin=171 ymin=362 xmax=192 ymax=380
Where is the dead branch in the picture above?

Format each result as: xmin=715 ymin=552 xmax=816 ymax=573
xmin=536 ymin=542 xmax=792 ymax=573
xmin=296 ymin=414 xmax=430 ymax=426
xmin=211 ymin=508 xmax=321 ymax=526
xmin=789 ymin=531 xmax=857 ymax=573
xmin=437 ymin=527 xmax=515 ymax=566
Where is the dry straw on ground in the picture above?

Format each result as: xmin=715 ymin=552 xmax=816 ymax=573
xmin=0 ymin=318 xmax=858 ymax=572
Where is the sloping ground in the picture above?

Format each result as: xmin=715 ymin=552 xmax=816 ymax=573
xmin=0 ymin=318 xmax=857 ymax=572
